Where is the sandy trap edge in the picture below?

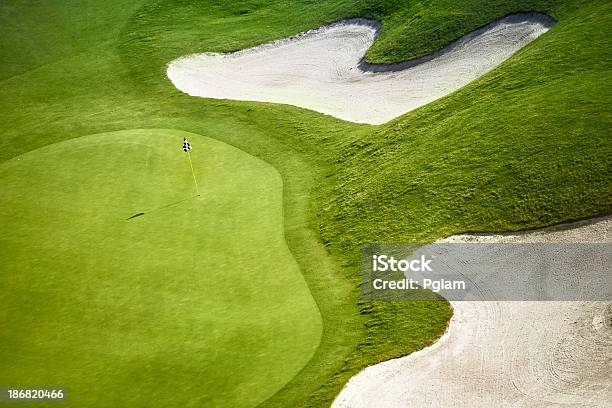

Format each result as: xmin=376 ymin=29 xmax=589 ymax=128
xmin=358 ymin=12 xmax=555 ymax=72
xmin=166 ymin=13 xmax=555 ymax=124
xmin=332 ymin=216 xmax=611 ymax=408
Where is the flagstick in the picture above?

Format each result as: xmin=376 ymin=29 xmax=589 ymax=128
xmin=186 ymin=151 xmax=200 ymax=196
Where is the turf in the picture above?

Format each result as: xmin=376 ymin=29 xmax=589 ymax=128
xmin=0 ymin=0 xmax=610 ymax=407
xmin=0 ymin=129 xmax=321 ymax=407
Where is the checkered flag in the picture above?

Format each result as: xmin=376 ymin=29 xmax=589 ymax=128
xmin=182 ymin=138 xmax=192 ymax=152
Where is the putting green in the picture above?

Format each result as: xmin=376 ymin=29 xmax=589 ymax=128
xmin=0 ymin=129 xmax=322 ymax=408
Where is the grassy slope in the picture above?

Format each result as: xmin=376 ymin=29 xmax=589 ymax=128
xmin=320 ymin=1 xmax=612 ymax=252
xmin=0 ymin=0 xmax=144 ymax=81
xmin=0 ymin=0 xmax=610 ymax=407
xmin=0 ymin=130 xmax=322 ymax=408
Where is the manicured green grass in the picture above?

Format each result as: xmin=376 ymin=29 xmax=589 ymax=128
xmin=0 ymin=0 xmax=610 ymax=407
xmin=0 ymin=130 xmax=321 ymax=407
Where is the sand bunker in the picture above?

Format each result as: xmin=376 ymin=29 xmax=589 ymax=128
xmin=333 ymin=217 xmax=611 ymax=407
xmin=167 ymin=13 xmax=554 ymax=124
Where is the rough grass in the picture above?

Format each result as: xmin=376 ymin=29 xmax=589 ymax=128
xmin=0 ymin=0 xmax=610 ymax=407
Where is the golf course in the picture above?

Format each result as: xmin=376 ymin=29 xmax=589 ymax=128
xmin=1 ymin=1 xmax=610 ymax=407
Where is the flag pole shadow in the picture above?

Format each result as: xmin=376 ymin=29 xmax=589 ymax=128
xmin=126 ymin=194 xmax=200 ymax=221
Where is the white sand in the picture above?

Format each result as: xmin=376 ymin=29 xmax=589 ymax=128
xmin=167 ymin=14 xmax=553 ymax=124
xmin=333 ymin=218 xmax=611 ymax=408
